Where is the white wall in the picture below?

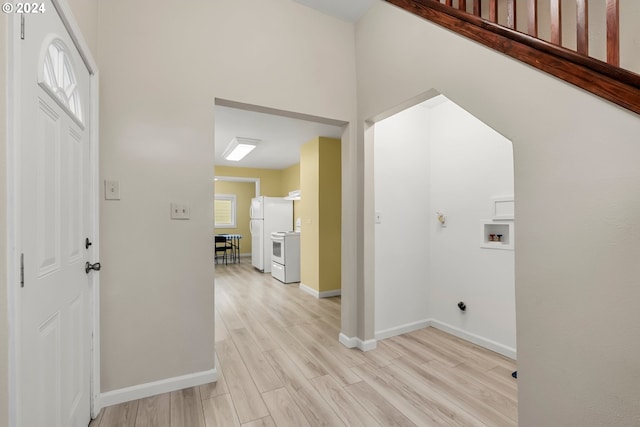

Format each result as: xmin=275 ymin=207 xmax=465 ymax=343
xmin=428 ymin=99 xmax=515 ymax=353
xmin=374 ymin=103 xmax=430 ymax=336
xmin=374 ymin=98 xmax=515 ymax=355
xmin=358 ymin=3 xmax=640 ymax=426
xmin=97 ymin=0 xmax=357 ymax=394
xmin=66 ymin=0 xmax=99 ymax=55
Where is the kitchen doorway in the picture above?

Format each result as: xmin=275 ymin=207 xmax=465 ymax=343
xmin=213 ymin=98 xmax=348 ymax=315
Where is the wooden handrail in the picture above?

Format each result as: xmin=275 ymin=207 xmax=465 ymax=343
xmin=383 ymin=0 xmax=640 ymax=115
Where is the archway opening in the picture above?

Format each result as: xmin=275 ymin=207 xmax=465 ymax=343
xmin=373 ymin=93 xmax=516 ymax=359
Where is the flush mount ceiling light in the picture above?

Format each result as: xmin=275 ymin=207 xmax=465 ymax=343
xmin=222 ymin=137 xmax=260 ymax=161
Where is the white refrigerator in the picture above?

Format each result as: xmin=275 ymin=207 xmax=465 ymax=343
xmin=250 ymin=196 xmax=293 ymax=272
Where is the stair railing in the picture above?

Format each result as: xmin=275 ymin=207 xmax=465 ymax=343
xmin=384 ymin=0 xmax=640 ymax=115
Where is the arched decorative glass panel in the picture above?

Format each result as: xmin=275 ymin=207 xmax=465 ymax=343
xmin=40 ymin=39 xmax=83 ymax=125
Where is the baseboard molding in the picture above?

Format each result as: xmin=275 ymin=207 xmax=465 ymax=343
xmin=299 ymin=283 xmax=341 ymax=299
xmin=99 ymin=367 xmax=217 ymax=408
xmin=373 ymin=318 xmax=516 ymax=360
xmin=375 ymin=319 xmax=431 ymax=340
xmin=338 ymin=333 xmax=377 ymax=352
xmin=429 ymin=319 xmax=517 ymax=360
xmin=319 ymin=289 xmax=341 ymax=298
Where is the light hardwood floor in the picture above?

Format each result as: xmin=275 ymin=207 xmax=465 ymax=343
xmin=90 ymin=261 xmax=517 ymax=427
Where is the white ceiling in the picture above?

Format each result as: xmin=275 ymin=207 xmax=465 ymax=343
xmin=214 ymin=105 xmax=343 ymax=170
xmin=214 ymin=1 xmax=376 ymax=171
xmin=292 ymin=0 xmax=377 ymax=22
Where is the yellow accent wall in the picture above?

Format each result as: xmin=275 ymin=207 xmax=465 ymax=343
xmin=300 ymin=137 xmax=342 ymax=294
xmin=318 ymin=139 xmax=342 ymax=293
xmin=215 ymin=165 xmax=283 ymax=196
xmin=300 ymin=140 xmax=320 ymax=291
xmin=214 ymin=180 xmax=255 ymax=254
xmin=214 ymin=165 xmax=302 ymax=255
xmin=282 ymin=163 xmax=301 ymax=222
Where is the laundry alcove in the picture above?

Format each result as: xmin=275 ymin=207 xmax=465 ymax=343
xmin=373 ymin=94 xmax=516 ymax=358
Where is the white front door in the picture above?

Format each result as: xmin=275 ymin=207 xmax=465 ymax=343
xmin=17 ymin=2 xmax=94 ymax=426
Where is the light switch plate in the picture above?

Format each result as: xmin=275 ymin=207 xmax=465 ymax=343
xmin=105 ymin=180 xmax=120 ymax=200
xmin=170 ymin=203 xmax=190 ymax=220
xmin=179 ymin=205 xmax=190 ymax=219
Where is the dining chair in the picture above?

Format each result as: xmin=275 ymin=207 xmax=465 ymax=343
xmin=214 ymin=235 xmax=230 ymax=265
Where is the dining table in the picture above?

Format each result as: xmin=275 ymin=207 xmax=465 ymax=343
xmin=215 ymin=233 xmax=242 ymax=263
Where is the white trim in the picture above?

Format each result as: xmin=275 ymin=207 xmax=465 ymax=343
xmin=298 ymin=283 xmax=317 ymax=297
xmin=372 ymin=318 xmax=516 ymax=359
xmin=214 ymin=176 xmax=261 ymax=197
xmin=375 ymin=319 xmax=431 ymax=340
xmin=7 ymin=15 xmax=22 ymax=427
xmin=299 ymin=283 xmax=341 ymax=299
xmin=215 ymin=98 xmax=348 ymax=128
xmin=7 ymin=0 xmax=101 ymax=422
xmin=319 ymin=289 xmax=341 ymax=298
xmin=50 ymin=0 xmax=97 ymax=75
xmin=429 ymin=320 xmax=516 ymax=360
xmin=99 ymin=368 xmax=218 ymax=409
xmin=89 ymin=67 xmax=101 ymax=419
xmin=338 ymin=333 xmax=377 ymax=352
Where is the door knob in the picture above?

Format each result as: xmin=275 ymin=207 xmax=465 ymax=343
xmin=85 ymin=262 xmax=101 ymax=274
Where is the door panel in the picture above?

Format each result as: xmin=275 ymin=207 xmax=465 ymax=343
xmin=67 ymin=294 xmax=84 ymax=412
xmin=18 ymin=2 xmax=93 ymax=426
xmin=67 ymin=127 xmax=83 ymax=261
xmin=36 ymin=99 xmax=61 ymax=274
xmin=38 ymin=313 xmax=62 ymax=427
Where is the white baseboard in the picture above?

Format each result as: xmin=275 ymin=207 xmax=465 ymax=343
xmin=373 ymin=318 xmax=516 ymax=360
xmin=319 ymin=289 xmax=341 ymax=298
xmin=98 ymin=367 xmax=217 ymax=408
xmin=338 ymin=333 xmax=377 ymax=352
xmin=299 ymin=283 xmax=341 ymax=298
xmin=375 ymin=319 xmax=431 ymax=340
xmin=429 ymin=319 xmax=516 ymax=359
